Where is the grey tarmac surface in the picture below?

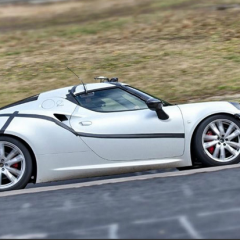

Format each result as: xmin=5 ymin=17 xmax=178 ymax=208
xmin=1 ymin=167 xmax=240 ymax=239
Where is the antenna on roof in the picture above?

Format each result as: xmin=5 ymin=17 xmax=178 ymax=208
xmin=67 ymin=67 xmax=88 ymax=95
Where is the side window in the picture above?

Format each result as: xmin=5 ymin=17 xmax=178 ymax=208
xmin=75 ymin=88 xmax=148 ymax=112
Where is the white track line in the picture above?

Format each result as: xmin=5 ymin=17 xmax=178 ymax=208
xmin=0 ymin=164 xmax=240 ymax=198
xmin=0 ymin=233 xmax=48 ymax=239
xmin=179 ymin=216 xmax=203 ymax=239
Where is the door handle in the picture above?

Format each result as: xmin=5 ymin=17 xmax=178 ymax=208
xmin=80 ymin=121 xmax=92 ymax=126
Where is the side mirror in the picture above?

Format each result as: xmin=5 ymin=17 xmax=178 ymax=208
xmin=146 ymin=98 xmax=169 ymax=120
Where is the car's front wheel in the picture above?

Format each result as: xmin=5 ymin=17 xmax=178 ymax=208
xmin=193 ymin=114 xmax=240 ymax=167
xmin=0 ymin=137 xmax=32 ymax=192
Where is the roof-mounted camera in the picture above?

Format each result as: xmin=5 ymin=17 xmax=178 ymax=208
xmin=94 ymin=76 xmax=119 ymax=83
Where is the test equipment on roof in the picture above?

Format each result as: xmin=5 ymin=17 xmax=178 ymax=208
xmin=94 ymin=76 xmax=119 ymax=83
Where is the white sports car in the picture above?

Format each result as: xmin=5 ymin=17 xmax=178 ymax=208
xmin=0 ymin=77 xmax=240 ymax=191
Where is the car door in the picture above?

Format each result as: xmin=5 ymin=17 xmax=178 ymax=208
xmin=70 ymin=87 xmax=185 ymax=161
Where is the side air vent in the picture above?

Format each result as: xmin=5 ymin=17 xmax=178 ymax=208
xmin=54 ymin=114 xmax=68 ymax=122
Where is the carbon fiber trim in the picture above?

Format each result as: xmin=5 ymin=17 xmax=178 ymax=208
xmin=0 ymin=95 xmax=39 ymax=111
xmin=79 ymin=133 xmax=185 ymax=139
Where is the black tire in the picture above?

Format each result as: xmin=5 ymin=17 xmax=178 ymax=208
xmin=193 ymin=114 xmax=240 ymax=167
xmin=0 ymin=136 xmax=33 ymax=192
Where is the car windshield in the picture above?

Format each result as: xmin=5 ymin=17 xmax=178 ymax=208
xmin=75 ymin=87 xmax=148 ymax=112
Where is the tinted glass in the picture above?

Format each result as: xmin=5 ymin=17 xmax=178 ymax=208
xmin=75 ymin=88 xmax=148 ymax=112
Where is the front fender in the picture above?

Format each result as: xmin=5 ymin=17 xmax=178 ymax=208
xmin=177 ymin=101 xmax=240 ymax=165
xmin=178 ymin=102 xmax=240 ymax=138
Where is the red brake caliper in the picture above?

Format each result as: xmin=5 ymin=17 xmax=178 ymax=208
xmin=12 ymin=163 xmax=19 ymax=169
xmin=207 ymin=131 xmax=215 ymax=154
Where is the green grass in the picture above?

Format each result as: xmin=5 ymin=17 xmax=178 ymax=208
xmin=55 ymin=19 xmax=130 ymax=37
xmin=151 ymin=0 xmax=195 ymax=8
xmin=0 ymin=0 xmax=240 ymax=106
xmin=224 ymin=55 xmax=240 ymax=63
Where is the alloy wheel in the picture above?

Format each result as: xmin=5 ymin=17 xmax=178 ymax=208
xmin=0 ymin=141 xmax=26 ymax=190
xmin=202 ymin=119 xmax=240 ymax=163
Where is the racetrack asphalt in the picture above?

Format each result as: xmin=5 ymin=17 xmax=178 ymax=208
xmin=0 ymin=166 xmax=240 ymax=239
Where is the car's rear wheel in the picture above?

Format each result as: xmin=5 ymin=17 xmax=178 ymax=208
xmin=193 ymin=114 xmax=240 ymax=167
xmin=0 ymin=137 xmax=32 ymax=192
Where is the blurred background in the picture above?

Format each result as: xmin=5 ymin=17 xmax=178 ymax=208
xmin=1 ymin=1 xmax=240 ymax=239
xmin=0 ymin=0 xmax=240 ymax=107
